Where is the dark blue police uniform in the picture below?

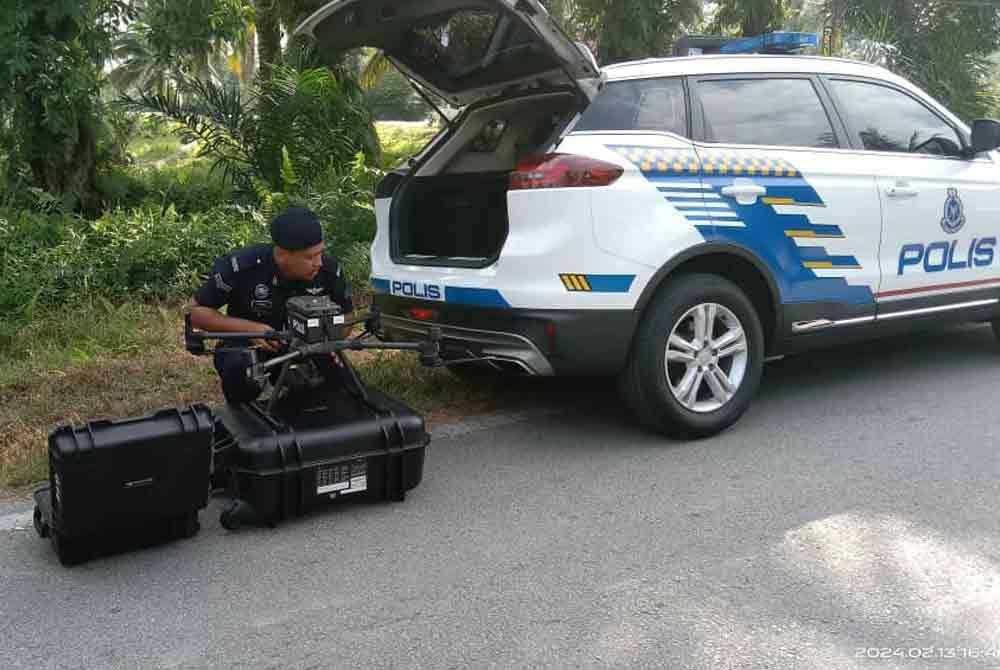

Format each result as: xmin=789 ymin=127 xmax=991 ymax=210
xmin=194 ymin=243 xmax=354 ymax=403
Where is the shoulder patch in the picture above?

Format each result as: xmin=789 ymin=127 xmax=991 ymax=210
xmin=215 ymin=273 xmax=233 ymax=293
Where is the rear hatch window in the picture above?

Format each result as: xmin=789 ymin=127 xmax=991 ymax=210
xmin=298 ymin=0 xmax=602 ymax=108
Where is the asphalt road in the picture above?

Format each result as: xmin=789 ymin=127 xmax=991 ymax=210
xmin=3 ymin=324 xmax=1000 ymax=670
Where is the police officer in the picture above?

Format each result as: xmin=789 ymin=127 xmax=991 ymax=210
xmin=190 ymin=206 xmax=354 ymax=404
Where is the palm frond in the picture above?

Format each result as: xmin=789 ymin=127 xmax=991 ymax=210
xmin=360 ymin=51 xmax=393 ymax=90
xmin=120 ymin=55 xmax=380 ymax=194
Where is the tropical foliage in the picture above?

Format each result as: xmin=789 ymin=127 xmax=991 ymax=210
xmin=122 ymin=62 xmax=379 ymax=193
xmin=838 ymin=0 xmax=1000 ymax=120
xmin=712 ymin=0 xmax=788 ymax=36
xmin=0 ymin=1 xmax=134 ymax=211
xmin=544 ymin=0 xmax=704 ymax=64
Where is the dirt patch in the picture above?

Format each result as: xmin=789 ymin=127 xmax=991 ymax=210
xmin=0 ymin=351 xmax=220 ymax=488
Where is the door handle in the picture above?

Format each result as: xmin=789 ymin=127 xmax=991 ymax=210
xmin=721 ymin=179 xmax=767 ymax=205
xmin=886 ymin=183 xmax=920 ymax=198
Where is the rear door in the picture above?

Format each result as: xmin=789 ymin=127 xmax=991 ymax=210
xmin=295 ymin=0 xmax=602 ymax=108
xmin=825 ymin=77 xmax=1000 ymax=316
xmin=565 ymin=75 xmax=709 ymax=269
xmin=689 ymin=74 xmax=883 ymax=335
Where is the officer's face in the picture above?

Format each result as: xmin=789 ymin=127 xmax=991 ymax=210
xmin=278 ymin=242 xmax=325 ymax=281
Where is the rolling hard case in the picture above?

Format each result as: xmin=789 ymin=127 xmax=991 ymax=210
xmin=213 ymin=384 xmax=429 ymax=529
xmin=33 ymin=405 xmax=213 ymax=565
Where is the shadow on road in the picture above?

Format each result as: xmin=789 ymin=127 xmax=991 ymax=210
xmin=482 ymin=322 xmax=1000 ymax=437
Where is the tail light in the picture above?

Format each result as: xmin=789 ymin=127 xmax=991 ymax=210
xmin=409 ymin=307 xmax=438 ymax=321
xmin=509 ymin=154 xmax=624 ymax=190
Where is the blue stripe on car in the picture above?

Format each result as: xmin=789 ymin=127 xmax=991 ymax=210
xmin=585 ymin=275 xmax=636 ymax=293
xmin=444 ymin=287 xmax=510 ymax=308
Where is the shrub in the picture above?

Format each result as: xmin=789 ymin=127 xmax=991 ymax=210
xmin=0 ymin=204 xmax=267 ymax=348
xmin=94 ymin=160 xmax=235 ymax=215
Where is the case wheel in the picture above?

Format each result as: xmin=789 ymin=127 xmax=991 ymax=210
xmin=219 ymin=508 xmax=241 ymax=531
xmin=33 ymin=506 xmax=50 ymax=539
xmin=220 ymin=500 xmax=257 ymax=531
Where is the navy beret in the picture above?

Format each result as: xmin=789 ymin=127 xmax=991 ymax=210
xmin=270 ymin=207 xmax=324 ymax=251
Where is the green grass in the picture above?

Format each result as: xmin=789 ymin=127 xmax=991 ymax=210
xmin=377 ymin=121 xmax=440 ymax=169
xmin=0 ymin=299 xmax=181 ymax=387
xmin=130 ymin=132 xmax=188 ymax=165
xmin=128 ymin=119 xmax=432 ymax=173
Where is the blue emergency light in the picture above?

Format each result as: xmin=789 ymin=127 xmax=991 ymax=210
xmin=672 ymin=32 xmax=819 ymax=57
xmin=719 ymin=32 xmax=819 ymax=54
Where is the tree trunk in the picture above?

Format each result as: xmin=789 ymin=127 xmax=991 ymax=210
xmin=28 ymin=113 xmax=99 ymax=213
xmin=242 ymin=25 xmax=258 ymax=86
xmin=829 ymin=0 xmax=843 ymax=57
xmin=256 ymin=0 xmax=283 ymax=79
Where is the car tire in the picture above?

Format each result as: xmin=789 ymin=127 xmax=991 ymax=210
xmin=619 ymin=273 xmax=765 ymax=438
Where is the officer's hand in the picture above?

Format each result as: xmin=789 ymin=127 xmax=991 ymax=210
xmin=249 ymin=322 xmax=283 ymax=353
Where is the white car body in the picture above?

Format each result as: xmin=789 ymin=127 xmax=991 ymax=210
xmin=298 ymin=0 xmax=1000 ymax=434
xmin=369 ymin=55 xmax=1000 ymax=369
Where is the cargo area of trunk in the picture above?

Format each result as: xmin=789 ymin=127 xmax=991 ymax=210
xmin=387 ymin=91 xmax=579 ymax=268
xmin=392 ymin=172 xmax=509 ymax=266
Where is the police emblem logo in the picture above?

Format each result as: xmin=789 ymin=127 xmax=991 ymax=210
xmin=941 ymin=187 xmax=966 ymax=234
xmin=254 ymin=283 xmax=271 ymax=300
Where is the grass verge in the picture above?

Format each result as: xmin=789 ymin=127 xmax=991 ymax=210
xmin=376 ymin=121 xmax=440 ymax=169
xmin=129 ymin=128 xmax=190 ymax=166
xmin=0 ymin=303 xmax=512 ymax=490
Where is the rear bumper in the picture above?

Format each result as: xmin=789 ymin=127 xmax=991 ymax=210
xmin=374 ymin=295 xmax=638 ymax=376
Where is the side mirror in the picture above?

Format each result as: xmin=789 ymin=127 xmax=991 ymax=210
xmin=970 ymin=118 xmax=1000 ymax=154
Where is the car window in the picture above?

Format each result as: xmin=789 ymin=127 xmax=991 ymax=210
xmin=401 ymin=10 xmax=557 ymax=90
xmin=408 ymin=10 xmax=500 ymax=79
xmin=695 ymin=78 xmax=838 ymax=148
xmin=574 ymin=78 xmax=687 ymax=136
xmin=828 ymin=79 xmax=963 ymax=157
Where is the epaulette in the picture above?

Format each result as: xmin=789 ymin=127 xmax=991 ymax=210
xmin=225 ymin=243 xmax=272 ymax=275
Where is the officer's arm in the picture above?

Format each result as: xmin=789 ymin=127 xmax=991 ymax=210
xmin=188 ymin=300 xmax=282 ymax=352
xmin=188 ymin=299 xmax=274 ymax=334
xmin=189 ymin=255 xmax=281 ymax=351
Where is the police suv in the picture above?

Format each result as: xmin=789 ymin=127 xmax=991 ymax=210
xmin=299 ymin=0 xmax=1000 ymax=437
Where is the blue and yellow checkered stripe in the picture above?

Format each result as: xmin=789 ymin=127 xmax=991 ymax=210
xmin=611 ymin=147 xmax=801 ymax=178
